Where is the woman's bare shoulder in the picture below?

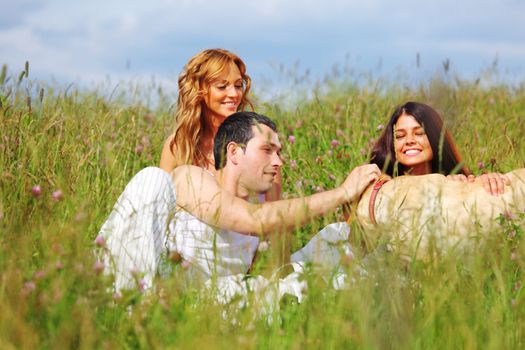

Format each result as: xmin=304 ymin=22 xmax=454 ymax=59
xmin=160 ymin=135 xmax=176 ymax=172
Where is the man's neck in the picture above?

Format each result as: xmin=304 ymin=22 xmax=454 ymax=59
xmin=215 ymin=169 xmax=249 ymax=200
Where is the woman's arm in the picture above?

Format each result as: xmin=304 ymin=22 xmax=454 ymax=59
xmin=173 ymin=164 xmax=380 ymax=236
xmin=160 ymin=135 xmax=176 ymax=173
xmin=447 ymin=173 xmax=511 ymax=196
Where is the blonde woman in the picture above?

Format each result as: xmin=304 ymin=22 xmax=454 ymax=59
xmin=160 ymin=48 xmax=280 ymax=199
xmin=161 ymin=49 xmax=251 ymax=171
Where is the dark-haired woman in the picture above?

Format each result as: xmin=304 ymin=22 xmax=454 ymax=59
xmin=370 ymin=101 xmax=510 ymax=195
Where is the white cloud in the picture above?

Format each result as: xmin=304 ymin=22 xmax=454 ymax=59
xmin=0 ymin=27 xmax=71 ymax=75
xmin=0 ymin=0 xmax=523 ymax=88
xmin=435 ymin=40 xmax=525 ymax=58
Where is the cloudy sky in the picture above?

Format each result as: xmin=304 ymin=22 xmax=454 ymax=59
xmin=1 ymin=0 xmax=524 ymax=97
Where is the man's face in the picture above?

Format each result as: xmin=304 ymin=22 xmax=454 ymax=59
xmin=238 ymin=124 xmax=282 ymax=195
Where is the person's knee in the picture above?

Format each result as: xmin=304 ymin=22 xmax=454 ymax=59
xmin=134 ymin=167 xmax=169 ymax=181
xmin=125 ymin=167 xmax=175 ymax=204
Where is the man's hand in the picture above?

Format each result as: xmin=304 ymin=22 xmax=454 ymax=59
xmin=447 ymin=172 xmax=511 ymax=196
xmin=478 ymin=172 xmax=511 ymax=196
xmin=340 ymin=164 xmax=381 ymax=202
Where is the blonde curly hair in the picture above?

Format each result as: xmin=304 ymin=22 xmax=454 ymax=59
xmin=169 ymin=49 xmax=253 ymax=167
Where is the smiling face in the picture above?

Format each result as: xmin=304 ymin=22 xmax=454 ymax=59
xmin=202 ymin=62 xmax=244 ymax=124
xmin=238 ymin=124 xmax=283 ymax=195
xmin=394 ymin=113 xmax=433 ymax=175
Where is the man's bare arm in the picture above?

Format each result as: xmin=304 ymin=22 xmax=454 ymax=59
xmin=173 ymin=164 xmax=380 ymax=236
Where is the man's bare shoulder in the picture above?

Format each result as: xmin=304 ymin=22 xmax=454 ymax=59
xmin=172 ymin=165 xmax=211 ymax=180
xmin=171 ymin=165 xmax=219 ymax=194
xmin=172 ymin=164 xmax=202 ymax=175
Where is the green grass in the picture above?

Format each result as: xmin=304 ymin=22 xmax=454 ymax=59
xmin=1 ymin=62 xmax=524 ymax=349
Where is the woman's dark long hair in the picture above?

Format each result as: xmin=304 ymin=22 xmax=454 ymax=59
xmin=370 ymin=102 xmax=471 ymax=177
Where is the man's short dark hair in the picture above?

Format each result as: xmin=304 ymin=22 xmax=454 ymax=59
xmin=214 ymin=111 xmax=277 ymax=170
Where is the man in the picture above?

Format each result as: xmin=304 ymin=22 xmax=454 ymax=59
xmin=355 ymin=168 xmax=525 ymax=259
xmin=98 ymin=112 xmax=380 ymax=291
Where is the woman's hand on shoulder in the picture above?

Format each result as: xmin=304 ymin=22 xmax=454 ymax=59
xmin=446 ymin=174 xmax=473 ymax=183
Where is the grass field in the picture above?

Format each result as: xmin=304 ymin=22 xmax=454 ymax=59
xmin=1 ymin=62 xmax=525 ymax=349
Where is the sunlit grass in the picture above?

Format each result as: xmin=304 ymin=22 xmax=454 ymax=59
xmin=1 ymin=61 xmax=524 ymax=349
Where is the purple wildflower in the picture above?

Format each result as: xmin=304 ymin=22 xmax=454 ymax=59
xmin=52 ymin=190 xmax=63 ymax=201
xmin=93 ymin=261 xmax=104 ymax=274
xmin=31 ymin=185 xmax=42 ymax=198
xmin=138 ymin=278 xmax=146 ymax=292
xmin=135 ymin=144 xmax=144 ymax=155
xmin=94 ymin=235 xmax=106 ymax=247
xmin=181 ymin=260 xmax=191 ymax=270
xmin=21 ymin=281 xmax=36 ymax=297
